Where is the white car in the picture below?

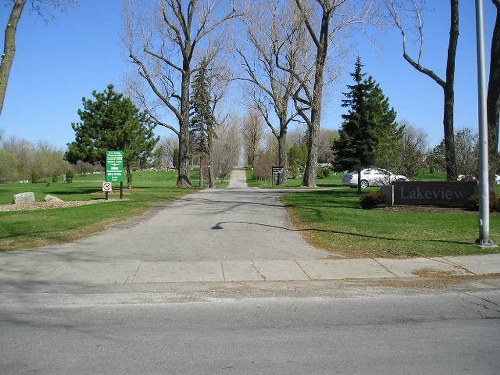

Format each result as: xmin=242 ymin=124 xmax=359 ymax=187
xmin=342 ymin=168 xmax=409 ymax=189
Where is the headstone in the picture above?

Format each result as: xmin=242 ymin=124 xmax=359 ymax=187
xmin=13 ymin=192 xmax=36 ymax=205
xmin=44 ymin=195 xmax=64 ymax=203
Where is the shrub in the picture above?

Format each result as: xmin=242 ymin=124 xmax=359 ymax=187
xmin=65 ymin=170 xmax=74 ymax=183
xmin=52 ymin=174 xmax=58 ymax=183
xmin=490 ymin=193 xmax=500 ymax=212
xmin=31 ymin=170 xmax=40 ymax=184
xmin=317 ymin=167 xmax=331 ymax=179
xmin=360 ymin=191 xmax=385 ymax=209
xmin=468 ymin=193 xmax=500 ymax=212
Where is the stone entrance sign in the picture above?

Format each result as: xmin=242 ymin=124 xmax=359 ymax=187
xmin=384 ymin=181 xmax=477 ymax=207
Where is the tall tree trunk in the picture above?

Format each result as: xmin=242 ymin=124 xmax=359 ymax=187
xmin=126 ymin=164 xmax=133 ymax=189
xmin=177 ymin=69 xmax=192 ymax=187
xmin=488 ymin=0 xmax=500 ymax=176
xmin=0 ymin=0 xmax=26 ymax=116
xmin=443 ymin=86 xmax=457 ymax=180
xmin=302 ymin=13 xmax=328 ymax=187
xmin=208 ymin=131 xmax=216 ymax=188
xmin=199 ymin=154 xmax=204 ymax=188
xmin=277 ymin=125 xmax=288 ymax=185
xmin=443 ymin=0 xmax=459 ymax=180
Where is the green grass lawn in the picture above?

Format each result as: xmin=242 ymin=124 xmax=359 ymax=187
xmin=0 ymin=170 xmax=210 ymax=251
xmin=246 ymin=168 xmax=499 ymax=258
xmin=282 ymin=188 xmax=499 ymax=258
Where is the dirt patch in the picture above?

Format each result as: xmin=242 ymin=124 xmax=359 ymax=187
xmin=0 ymin=200 xmax=119 ymax=212
xmin=377 ymin=205 xmax=480 ymax=215
xmin=412 ymin=268 xmax=462 ymax=278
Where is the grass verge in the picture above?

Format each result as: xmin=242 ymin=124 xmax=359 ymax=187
xmin=282 ymin=188 xmax=499 ymax=258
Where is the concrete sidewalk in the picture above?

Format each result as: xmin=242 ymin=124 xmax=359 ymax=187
xmin=0 ymin=169 xmax=498 ymax=288
xmin=1 ymin=254 xmax=499 ymax=285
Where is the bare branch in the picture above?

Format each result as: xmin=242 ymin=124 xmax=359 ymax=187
xmin=386 ymin=0 xmax=445 ymax=88
xmin=129 ymin=51 xmax=182 ymax=122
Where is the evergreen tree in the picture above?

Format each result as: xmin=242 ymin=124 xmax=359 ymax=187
xmin=332 ymin=57 xmax=401 ymax=191
xmin=368 ymin=78 xmax=402 ymax=170
xmin=190 ymin=59 xmax=217 ymax=188
xmin=65 ymin=84 xmax=159 ymax=188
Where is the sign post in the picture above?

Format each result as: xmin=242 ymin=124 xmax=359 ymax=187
xmin=102 ymin=181 xmax=112 ymax=200
xmin=271 ymin=166 xmax=284 ymax=187
xmin=105 ymin=151 xmax=124 ymax=200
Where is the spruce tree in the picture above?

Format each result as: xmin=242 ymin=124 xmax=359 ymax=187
xmin=65 ymin=84 xmax=158 ymax=188
xmin=367 ymin=78 xmax=402 ymax=170
xmin=333 ymin=57 xmax=401 ymax=192
xmin=190 ymin=59 xmax=217 ymax=188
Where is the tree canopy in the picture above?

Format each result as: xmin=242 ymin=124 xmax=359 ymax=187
xmin=65 ymin=84 xmax=158 ymax=188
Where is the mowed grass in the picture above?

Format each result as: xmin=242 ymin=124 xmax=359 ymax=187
xmin=246 ymin=169 xmax=499 ymax=258
xmin=0 ymin=170 xmax=201 ymax=251
xmin=282 ymin=188 xmax=500 ymax=258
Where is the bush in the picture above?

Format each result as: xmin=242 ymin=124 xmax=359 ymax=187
xmin=253 ymin=151 xmax=274 ymax=180
xmin=360 ymin=191 xmax=385 ymax=209
xmin=468 ymin=193 xmax=500 ymax=212
xmin=493 ymin=194 xmax=500 ymax=212
xmin=31 ymin=170 xmax=40 ymax=184
xmin=65 ymin=170 xmax=74 ymax=183
xmin=52 ymin=174 xmax=58 ymax=183
xmin=317 ymin=166 xmax=331 ymax=179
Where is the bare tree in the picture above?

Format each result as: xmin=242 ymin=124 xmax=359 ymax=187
xmin=153 ymin=135 xmax=178 ymax=169
xmin=455 ymin=127 xmax=479 ymax=176
xmin=0 ymin=0 xmax=78 ymax=116
xmin=318 ymin=128 xmax=337 ymax=163
xmin=0 ymin=0 xmax=26 ymax=116
xmin=204 ymin=56 xmax=232 ymax=188
xmin=394 ymin=121 xmax=428 ymax=178
xmin=237 ymin=0 xmax=305 ymax=185
xmin=212 ymin=117 xmax=241 ymax=180
xmin=279 ymin=0 xmax=375 ymax=187
xmin=125 ymin=0 xmax=240 ymax=187
xmin=240 ymin=110 xmax=264 ymax=167
xmin=488 ymin=0 xmax=500 ymax=175
xmin=387 ymin=0 xmax=458 ymax=180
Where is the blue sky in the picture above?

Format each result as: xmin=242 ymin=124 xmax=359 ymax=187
xmin=0 ymin=0 xmax=497 ymax=150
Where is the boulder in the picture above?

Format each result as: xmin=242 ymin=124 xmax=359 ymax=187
xmin=13 ymin=192 xmax=36 ymax=205
xmin=44 ymin=195 xmax=64 ymax=203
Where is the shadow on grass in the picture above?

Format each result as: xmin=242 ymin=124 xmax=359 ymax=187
xmin=48 ymin=188 xmax=102 ymax=196
xmin=211 ymin=220 xmax=473 ymax=246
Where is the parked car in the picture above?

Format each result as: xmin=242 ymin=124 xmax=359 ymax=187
xmin=342 ymin=168 xmax=409 ymax=189
xmin=458 ymin=174 xmax=500 ymax=184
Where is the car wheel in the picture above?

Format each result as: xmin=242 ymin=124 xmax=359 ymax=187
xmin=360 ymin=180 xmax=369 ymax=189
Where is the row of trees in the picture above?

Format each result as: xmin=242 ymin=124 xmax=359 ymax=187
xmin=123 ymin=0 xmax=500 ymax=186
xmin=64 ymin=84 xmax=240 ymax=188
xmin=1 ymin=1 xmax=499 ymax=188
xmin=245 ymin=56 xmax=488 ymax=186
xmin=0 ymin=133 xmax=72 ymax=183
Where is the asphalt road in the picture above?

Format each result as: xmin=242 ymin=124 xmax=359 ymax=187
xmin=1 ymin=169 xmax=499 ymax=374
xmin=1 ymin=291 xmax=499 ymax=374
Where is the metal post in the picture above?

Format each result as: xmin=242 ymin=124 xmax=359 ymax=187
xmin=475 ymin=0 xmax=495 ymax=247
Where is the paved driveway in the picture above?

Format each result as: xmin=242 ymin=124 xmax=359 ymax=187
xmin=36 ymin=169 xmax=325 ymax=262
xmin=0 ymin=170 xmax=330 ymax=285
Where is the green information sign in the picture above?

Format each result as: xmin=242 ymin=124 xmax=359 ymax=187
xmin=105 ymin=150 xmax=124 ymax=183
